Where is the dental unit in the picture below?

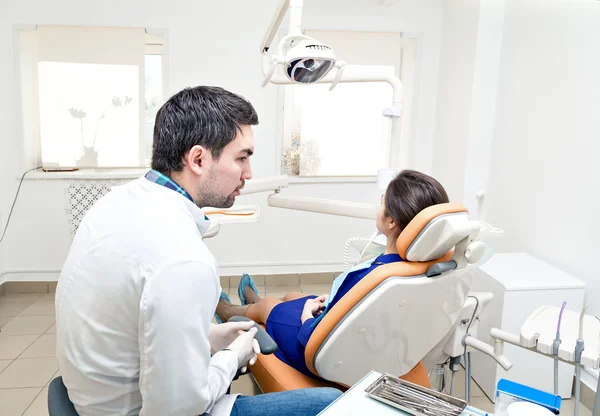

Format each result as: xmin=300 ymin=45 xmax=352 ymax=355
xmin=198 ymin=1 xmax=600 ymax=414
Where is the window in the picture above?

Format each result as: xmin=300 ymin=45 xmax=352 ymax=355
xmin=17 ymin=25 xmax=165 ymax=169
xmin=279 ymin=30 xmax=416 ymax=177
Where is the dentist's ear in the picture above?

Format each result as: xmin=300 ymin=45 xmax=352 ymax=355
xmin=187 ymin=145 xmax=208 ymax=175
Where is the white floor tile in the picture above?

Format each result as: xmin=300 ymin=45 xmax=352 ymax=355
xmin=469 ymin=396 xmax=495 ymax=413
xmin=0 ymin=359 xmax=11 ymax=373
xmin=19 ymin=300 xmax=56 ymax=316
xmin=20 ymin=334 xmax=57 ymax=359
xmin=0 ymin=293 xmax=44 ymax=303
xmin=23 ymin=387 xmax=49 ymax=416
xmin=0 ymin=335 xmax=40 ymax=359
xmin=0 ymin=316 xmax=55 ymax=336
xmin=0 ymin=301 xmax=32 ymax=317
xmin=0 ymin=357 xmax=58 ymax=388
xmin=0 ymin=316 xmax=13 ymax=328
xmin=231 ymin=374 xmax=262 ymax=396
xmin=0 ymin=387 xmax=43 ymax=416
xmin=47 ymin=369 xmax=61 ymax=386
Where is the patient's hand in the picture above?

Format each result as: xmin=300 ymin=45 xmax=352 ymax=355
xmin=301 ymin=294 xmax=327 ymax=324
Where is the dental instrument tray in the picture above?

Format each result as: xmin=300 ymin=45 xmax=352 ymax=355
xmin=365 ymin=374 xmax=468 ymax=415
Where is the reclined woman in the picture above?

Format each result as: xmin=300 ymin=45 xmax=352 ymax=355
xmin=216 ymin=170 xmax=449 ymax=380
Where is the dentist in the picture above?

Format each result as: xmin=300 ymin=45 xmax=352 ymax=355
xmin=55 ymin=86 xmax=341 ymax=416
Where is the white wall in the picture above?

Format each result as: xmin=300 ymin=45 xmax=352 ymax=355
xmin=0 ymin=0 xmax=12 ymax=284
xmin=461 ymin=0 xmax=505 ymax=218
xmin=431 ymin=0 xmax=481 ymax=202
xmin=0 ymin=206 xmax=4 ymax=284
xmin=0 ymin=0 xmax=445 ymax=280
xmin=485 ymin=0 xmax=600 ymax=317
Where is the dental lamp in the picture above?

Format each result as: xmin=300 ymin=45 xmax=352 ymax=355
xmin=239 ymin=0 xmax=405 ymax=222
xmin=260 ymin=0 xmax=346 ymax=89
xmin=260 ymin=0 xmax=406 ymax=169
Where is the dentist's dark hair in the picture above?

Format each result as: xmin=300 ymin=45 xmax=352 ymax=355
xmin=151 ymin=86 xmax=259 ymax=175
xmin=384 ymin=170 xmax=449 ymax=233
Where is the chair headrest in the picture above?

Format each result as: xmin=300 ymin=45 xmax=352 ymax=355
xmin=396 ymin=203 xmax=471 ymax=262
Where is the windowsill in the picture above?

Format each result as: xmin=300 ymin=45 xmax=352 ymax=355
xmin=287 ymin=176 xmax=376 ymax=184
xmin=22 ymin=168 xmax=149 ymax=180
xmin=22 ymin=169 xmax=377 ymax=183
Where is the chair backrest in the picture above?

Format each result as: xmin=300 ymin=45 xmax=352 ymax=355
xmin=305 ymin=203 xmax=481 ymax=386
xmin=48 ymin=376 xmax=79 ymax=416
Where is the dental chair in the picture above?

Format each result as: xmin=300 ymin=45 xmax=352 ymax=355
xmin=249 ymin=202 xmax=488 ymax=393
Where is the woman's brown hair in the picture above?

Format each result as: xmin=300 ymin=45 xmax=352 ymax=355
xmin=385 ymin=170 xmax=449 ymax=232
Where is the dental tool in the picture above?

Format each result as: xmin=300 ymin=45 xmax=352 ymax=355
xmin=553 ymin=301 xmax=567 ymax=395
xmin=574 ymin=304 xmax=587 ymax=416
xmin=366 ymin=374 xmax=467 ymax=416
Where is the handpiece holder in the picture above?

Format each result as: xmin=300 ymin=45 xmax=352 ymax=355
xmin=227 ymin=316 xmax=279 ymax=355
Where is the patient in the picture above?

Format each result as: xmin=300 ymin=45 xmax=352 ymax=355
xmin=216 ymin=170 xmax=449 ymax=377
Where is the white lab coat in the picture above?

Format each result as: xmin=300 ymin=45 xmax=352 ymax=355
xmin=56 ymin=177 xmax=239 ymax=416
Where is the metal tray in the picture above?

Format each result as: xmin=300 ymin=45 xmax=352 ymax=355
xmin=364 ymin=373 xmax=468 ymax=416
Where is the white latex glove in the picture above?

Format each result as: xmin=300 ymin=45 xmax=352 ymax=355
xmin=209 ymin=321 xmax=255 ymax=355
xmin=225 ymin=327 xmax=260 ymax=373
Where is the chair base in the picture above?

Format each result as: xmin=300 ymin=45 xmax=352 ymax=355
xmin=250 ymin=352 xmax=431 ymax=393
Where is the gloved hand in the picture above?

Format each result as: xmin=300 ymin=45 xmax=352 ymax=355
xmin=209 ymin=321 xmax=255 ymax=355
xmin=225 ymin=327 xmax=260 ymax=373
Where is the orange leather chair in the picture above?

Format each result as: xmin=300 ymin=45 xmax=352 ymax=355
xmin=250 ymin=203 xmax=484 ymax=393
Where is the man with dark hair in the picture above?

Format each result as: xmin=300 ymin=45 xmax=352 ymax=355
xmin=56 ymin=86 xmax=341 ymax=416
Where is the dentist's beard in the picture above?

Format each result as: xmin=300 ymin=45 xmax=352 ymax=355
xmin=195 ymin=170 xmax=243 ymax=209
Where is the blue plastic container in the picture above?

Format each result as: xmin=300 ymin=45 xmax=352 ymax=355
xmin=494 ymin=379 xmax=562 ymax=415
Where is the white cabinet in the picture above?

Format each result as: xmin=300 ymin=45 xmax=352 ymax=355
xmin=469 ymin=252 xmax=586 ymax=400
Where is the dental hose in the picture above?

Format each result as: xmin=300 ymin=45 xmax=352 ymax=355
xmin=450 ymin=371 xmax=457 ymax=396
xmin=594 ymin=318 xmax=600 ymax=416
xmin=553 ymin=302 xmax=567 ymax=395
xmin=574 ymin=305 xmax=588 ymax=416
xmin=343 ymin=237 xmax=361 ymax=270
xmin=467 ymin=351 xmax=473 ymax=401
xmin=462 ymin=296 xmax=480 ymax=404
xmin=448 ymin=355 xmax=461 ymax=396
xmin=464 ymin=351 xmax=470 ymax=403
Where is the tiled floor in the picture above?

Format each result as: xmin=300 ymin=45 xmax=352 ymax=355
xmin=0 ymin=289 xmax=595 ymax=415
xmin=0 ymin=293 xmax=58 ymax=416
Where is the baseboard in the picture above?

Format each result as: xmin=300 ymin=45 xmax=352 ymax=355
xmin=1 ymin=281 xmax=58 ymax=293
xmin=0 ymin=269 xmax=61 ymax=292
xmin=217 ymin=261 xmax=346 ymax=276
xmin=0 ymin=267 xmax=340 ymax=293
xmin=0 ymin=269 xmax=61 ymax=281
xmin=0 ymin=263 xmax=347 ymax=282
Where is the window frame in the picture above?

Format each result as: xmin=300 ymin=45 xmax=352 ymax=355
xmin=13 ymin=24 xmax=169 ymax=173
xmin=274 ymin=30 xmax=417 ymax=179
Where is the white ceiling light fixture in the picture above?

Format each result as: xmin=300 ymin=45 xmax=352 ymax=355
xmin=259 ymin=0 xmax=408 ymax=170
xmin=260 ymin=0 xmax=346 ymax=89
